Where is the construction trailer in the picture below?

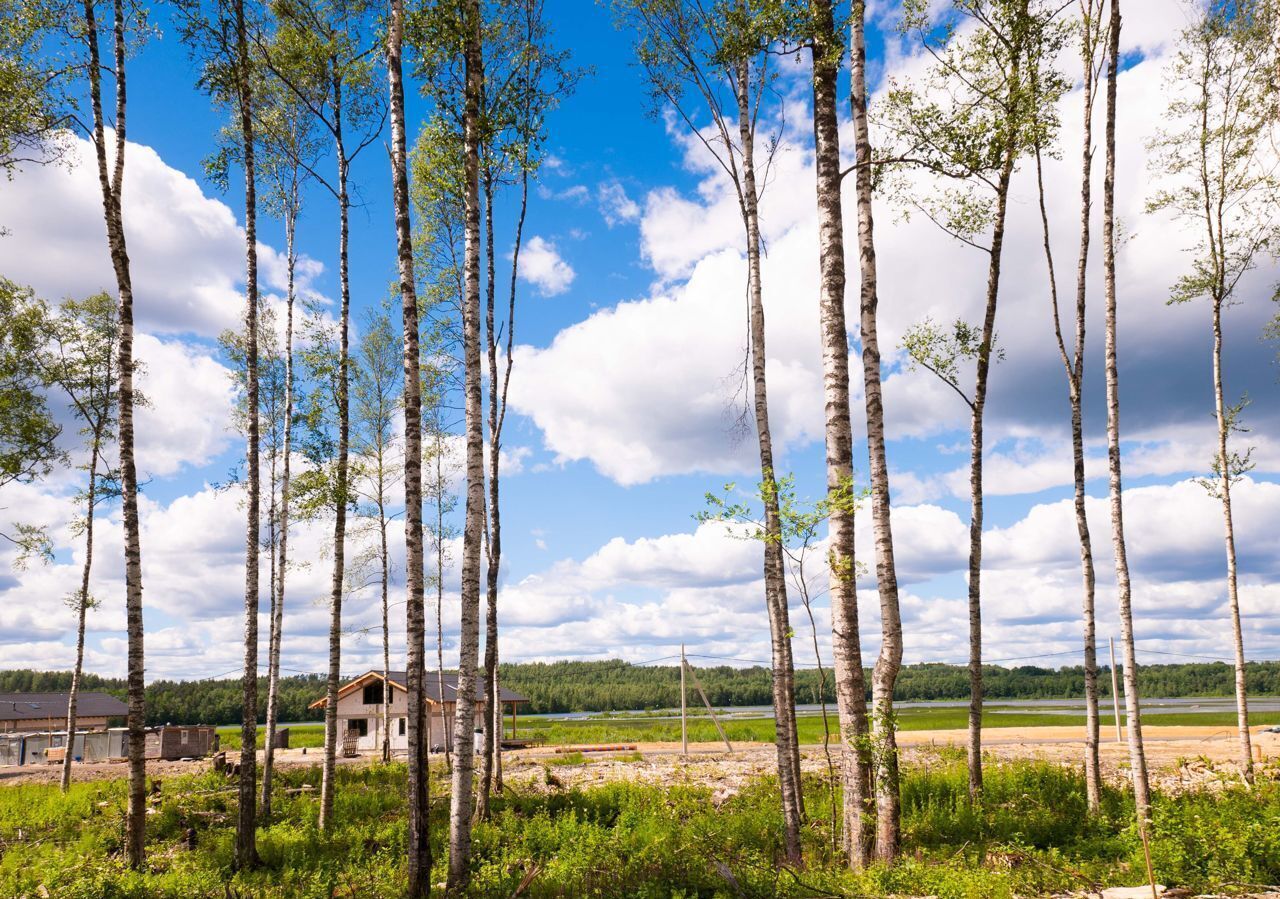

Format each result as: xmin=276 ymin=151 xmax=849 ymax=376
xmin=140 ymin=725 xmax=218 ymax=760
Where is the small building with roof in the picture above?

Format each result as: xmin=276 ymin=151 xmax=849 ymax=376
xmin=0 ymin=692 xmax=127 ymax=734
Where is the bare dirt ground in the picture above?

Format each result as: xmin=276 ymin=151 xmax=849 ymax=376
xmin=2 ymin=726 xmax=1276 ymax=792
xmin=491 ymin=726 xmax=1280 ymax=798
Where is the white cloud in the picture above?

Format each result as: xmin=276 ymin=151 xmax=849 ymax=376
xmin=517 ymin=236 xmax=576 ymax=296
xmin=134 ymin=335 xmax=237 ymax=477
xmin=507 ymin=11 xmax=1278 ymax=494
xmin=484 ymin=476 xmax=1280 ymax=668
xmin=597 ymin=180 xmax=641 ymax=227
xmin=0 ymin=132 xmax=325 ymax=339
xmin=3 ymin=471 xmax=1277 ymax=679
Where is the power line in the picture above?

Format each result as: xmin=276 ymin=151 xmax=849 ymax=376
xmin=1135 ymin=648 xmax=1236 ymax=664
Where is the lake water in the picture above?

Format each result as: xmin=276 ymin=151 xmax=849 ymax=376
xmin=526 ymin=696 xmax=1280 ymax=722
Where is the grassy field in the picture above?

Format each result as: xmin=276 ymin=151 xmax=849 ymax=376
xmin=2 ymin=751 xmax=1277 ymax=897
xmin=215 ymin=706 xmax=1280 ymax=751
xmin=502 ymin=706 xmax=1280 ymax=746
xmin=216 ymin=724 xmax=326 ymax=751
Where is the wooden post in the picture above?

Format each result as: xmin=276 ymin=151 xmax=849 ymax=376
xmin=684 ymin=658 xmax=732 ymax=753
xmin=511 ymin=701 xmax=517 ymax=740
xmin=680 ymin=644 xmax=688 ymax=756
xmin=1110 ymin=638 xmax=1123 ymax=743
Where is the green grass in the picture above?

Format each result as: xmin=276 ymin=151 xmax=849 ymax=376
xmin=216 ymin=723 xmax=326 ymax=751
xmin=543 ymin=751 xmax=586 ymax=766
xmin=508 ymin=705 xmax=1280 ymax=746
xmin=2 ymin=754 xmax=1278 ymax=897
xmin=207 ymin=708 xmax=1280 ymax=753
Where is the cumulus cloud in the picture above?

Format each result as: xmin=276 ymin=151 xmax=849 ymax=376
xmin=0 ymin=133 xmax=324 ymax=339
xmin=486 ymin=478 xmax=1280 ymax=669
xmin=517 ymin=236 xmax=576 ymax=296
xmin=4 ymin=472 xmax=1277 ymax=678
xmin=134 ymin=335 xmax=237 ymax=477
xmin=508 ymin=8 xmax=1278 ymax=493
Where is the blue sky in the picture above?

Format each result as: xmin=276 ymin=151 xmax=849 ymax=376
xmin=1 ymin=0 xmax=1278 ymax=682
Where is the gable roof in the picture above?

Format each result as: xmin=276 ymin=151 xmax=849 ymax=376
xmin=0 ymin=692 xmax=128 ymax=723
xmin=308 ymin=670 xmax=528 ymax=710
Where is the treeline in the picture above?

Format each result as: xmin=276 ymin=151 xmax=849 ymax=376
xmin=6 ymin=660 xmax=1277 ymax=724
xmin=500 ymin=660 xmax=1280 ymax=713
xmin=0 ymin=670 xmax=327 ymax=726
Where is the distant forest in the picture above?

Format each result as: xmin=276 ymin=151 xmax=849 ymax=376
xmin=2 ymin=660 xmax=1278 ymax=726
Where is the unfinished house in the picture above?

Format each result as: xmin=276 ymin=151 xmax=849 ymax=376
xmin=308 ymin=670 xmax=528 ymax=755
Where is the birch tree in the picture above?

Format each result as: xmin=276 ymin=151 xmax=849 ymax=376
xmin=259 ymin=0 xmax=385 ymax=830
xmin=890 ymin=0 xmax=1065 ymax=800
xmin=408 ymin=1 xmax=485 ymax=884
xmin=844 ymin=0 xmax=913 ymax=859
xmin=385 ymin=0 xmax=429 ymax=886
xmin=451 ymin=0 xmax=484 ymax=883
xmin=475 ymin=0 xmax=575 ymax=817
xmin=410 ymin=115 xmax=465 ymax=769
xmin=72 ymin=0 xmax=147 ymax=865
xmin=1101 ymin=0 xmax=1152 ymax=820
xmin=174 ymin=0 xmax=266 ymax=861
xmin=611 ymin=0 xmax=804 ymax=862
xmin=699 ymin=473 xmax=858 ymax=855
xmin=254 ymin=81 xmax=318 ymax=819
xmin=350 ymin=305 xmax=403 ymax=763
xmin=41 ymin=293 xmax=119 ymax=793
xmin=1030 ymin=0 xmax=1107 ymax=811
xmin=798 ymin=0 xmax=873 ymax=865
xmin=1147 ymin=0 xmax=1280 ymax=785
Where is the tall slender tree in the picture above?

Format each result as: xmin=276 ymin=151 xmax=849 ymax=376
xmin=255 ymin=82 xmax=318 ymax=818
xmin=174 ymin=0 xmax=266 ymax=863
xmin=891 ymin=0 xmax=1064 ymax=800
xmin=350 ymin=305 xmax=404 ymax=763
xmin=475 ymin=0 xmax=575 ymax=816
xmin=261 ymin=0 xmax=385 ymax=830
xmin=410 ymin=110 xmax=466 ymax=770
xmin=445 ymin=0 xmax=486 ymax=885
xmin=611 ymin=0 xmax=804 ymax=861
xmin=1101 ymin=0 xmax=1152 ymax=821
xmin=42 ymin=294 xmax=120 ymax=793
xmin=802 ymin=0 xmax=873 ymax=866
xmin=233 ymin=0 xmax=261 ymax=867
xmin=846 ymin=0 xmax=910 ymax=859
xmin=385 ymin=0 xmax=430 ymax=886
xmin=1147 ymin=0 xmax=1280 ymax=785
xmin=1031 ymin=0 xmax=1107 ymax=811
xmin=74 ymin=0 xmax=147 ymax=865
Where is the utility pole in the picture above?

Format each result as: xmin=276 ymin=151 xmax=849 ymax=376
xmin=1109 ymin=638 xmax=1123 ymax=743
xmin=684 ymin=658 xmax=733 ymax=753
xmin=680 ymin=643 xmax=688 ymax=756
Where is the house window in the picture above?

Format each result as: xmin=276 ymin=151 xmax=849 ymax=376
xmin=362 ymin=682 xmax=384 ymax=706
xmin=180 ymin=729 xmax=189 ymax=744
xmin=398 ymin=718 xmax=406 ymax=736
xmin=348 ymin=719 xmax=368 ymax=737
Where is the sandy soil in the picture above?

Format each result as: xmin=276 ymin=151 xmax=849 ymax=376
xmin=2 ymin=725 xmax=1276 ymax=790
xmin=484 ymin=726 xmax=1280 ymax=797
